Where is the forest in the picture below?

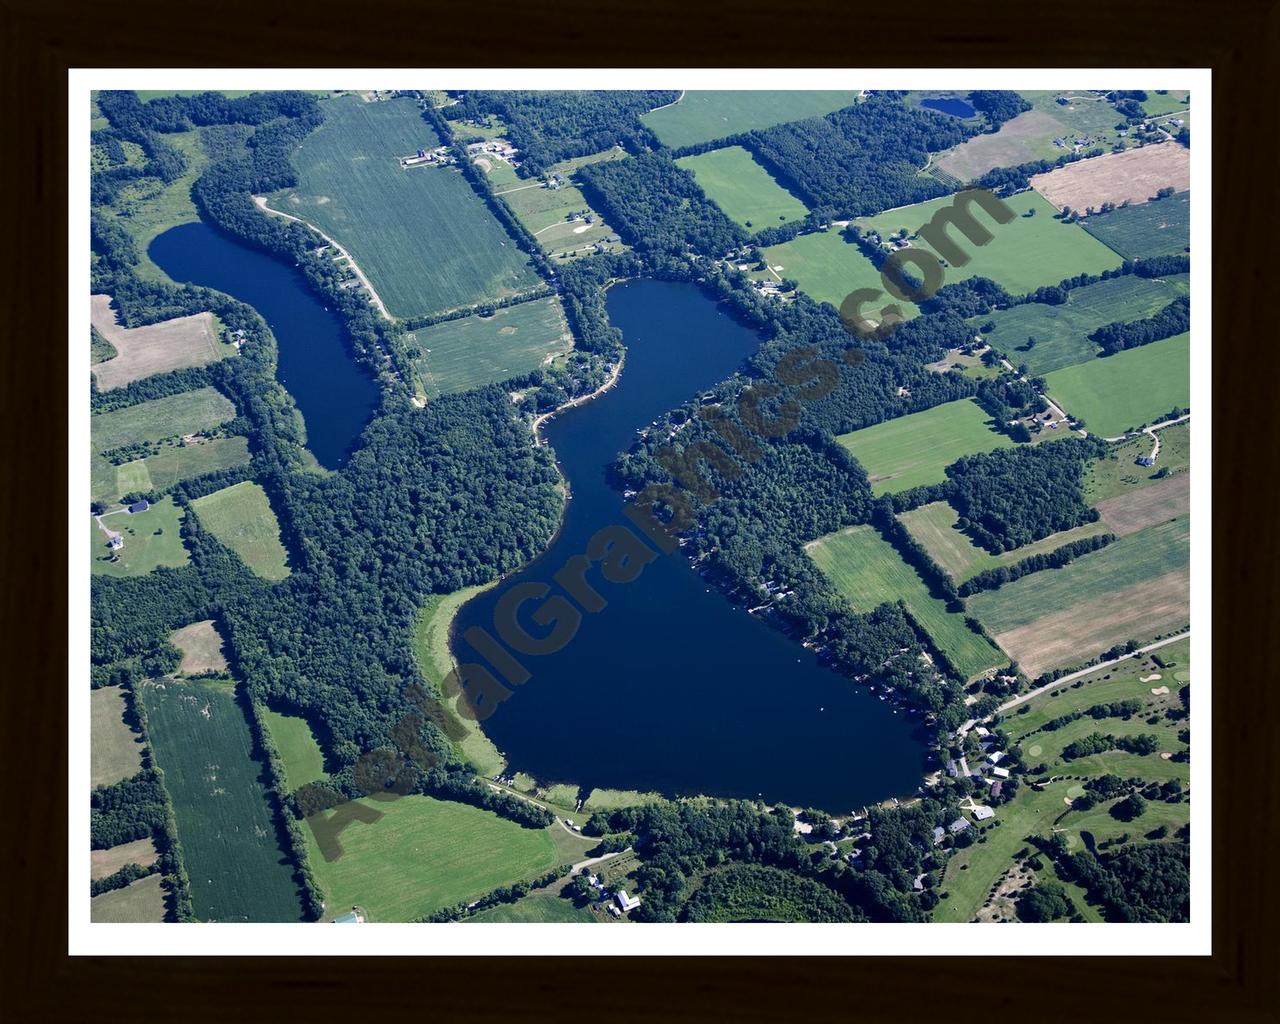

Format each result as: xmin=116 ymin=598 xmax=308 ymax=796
xmin=1090 ymin=296 xmax=1190 ymax=355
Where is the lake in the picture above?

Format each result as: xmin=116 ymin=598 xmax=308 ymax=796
xmin=149 ymin=221 xmax=379 ymax=469
xmin=453 ymin=280 xmax=927 ymax=812
xmin=920 ymin=96 xmax=977 ymax=119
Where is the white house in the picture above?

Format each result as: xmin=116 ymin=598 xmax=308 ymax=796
xmin=971 ymin=805 xmax=995 ymax=821
xmin=615 ymin=890 xmax=641 ymax=913
xmin=990 ymin=765 xmax=1011 ymax=780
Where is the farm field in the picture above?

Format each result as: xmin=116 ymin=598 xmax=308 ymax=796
xmin=1083 ymin=422 xmax=1189 ymax=503
xmin=90 ymin=497 xmax=189 ymax=577
xmin=191 ymin=481 xmax=291 ymax=582
xmin=91 ymin=386 xmax=237 ymax=455
xmin=836 ymin=399 xmax=1012 ymax=495
xmin=90 ymin=873 xmax=167 ymax=923
xmin=91 ymin=837 xmax=159 ymax=881
xmin=676 ymin=145 xmax=808 ymax=230
xmin=90 ymin=295 xmax=234 ymax=391
xmin=900 ymin=501 xmax=1109 ymax=584
xmin=93 ymin=436 xmax=251 ymax=507
xmin=969 ymin=517 xmax=1189 ymax=676
xmin=972 ymin=273 xmax=1190 ymax=375
xmin=411 ymin=297 xmax=572 ymax=400
xmin=854 ymin=190 xmax=1124 ymax=296
xmin=641 ymin=90 xmax=858 ymax=149
xmin=806 ymin=525 xmax=1004 ymax=680
xmin=261 ymin=708 xmax=327 ymax=793
xmin=497 ymin=150 xmax=626 ymax=258
xmin=169 ymin=619 xmax=229 ymax=675
xmin=1142 ymin=91 xmax=1191 ymax=117
xmin=759 ymin=228 xmax=919 ymax=323
xmin=1095 ymin=473 xmax=1191 ymax=537
xmin=1031 ymin=143 xmax=1190 ymax=213
xmin=412 ymin=585 xmax=505 ymax=776
xmin=467 ymin=890 xmax=598 ymax=923
xmin=1082 ymin=191 xmax=1191 ymax=259
xmin=142 ymin=678 xmax=304 ymax=922
xmin=933 ymin=90 xmax=1136 ymax=183
xmin=302 ymin=793 xmax=558 ymax=922
xmin=91 ymin=685 xmax=143 ymax=788
xmin=1044 ymin=332 xmax=1190 ymax=438
xmin=267 ymin=95 xmax=540 ymax=319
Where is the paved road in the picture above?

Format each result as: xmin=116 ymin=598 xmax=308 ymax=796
xmin=957 ymin=630 xmax=1191 ymax=735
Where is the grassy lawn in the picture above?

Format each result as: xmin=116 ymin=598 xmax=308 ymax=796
xmin=91 ymin=837 xmax=159 ymax=881
xmin=90 ymin=873 xmax=168 ymax=923
xmin=854 ymin=190 xmax=1124 ymax=297
xmin=142 ymin=679 xmax=304 ymax=922
xmin=412 ymin=586 xmax=505 ymax=776
xmin=467 ymin=890 xmax=598 ymax=923
xmin=169 ymin=619 xmax=229 ymax=675
xmin=497 ymin=150 xmax=626 ymax=259
xmin=760 ymin=227 xmax=919 ymax=322
xmin=90 ymin=497 xmax=189 ymax=577
xmin=1083 ymin=422 xmax=1189 ymax=504
xmin=900 ymin=500 xmax=1108 ymax=583
xmin=973 ymin=273 xmax=1190 ymax=375
xmin=91 ymin=685 xmax=144 ymax=788
xmin=1044 ymin=332 xmax=1190 ymax=438
xmin=1082 ymin=191 xmax=1191 ymax=260
xmin=676 ymin=145 xmax=808 ymax=230
xmin=91 ymin=386 xmax=237 ymax=454
xmin=410 ymin=297 xmax=572 ymax=400
xmin=1141 ymin=90 xmax=1191 ymax=117
xmin=191 ymin=481 xmax=291 ymax=582
xmin=267 ymin=95 xmax=540 ymax=319
xmin=302 ymin=793 xmax=558 ymax=922
xmin=641 ymin=90 xmax=859 ymax=149
xmin=807 ymin=525 xmax=1004 ymax=680
xmin=261 ymin=708 xmax=327 ymax=792
xmin=835 ymin=399 xmax=1013 ymax=495
xmin=133 ymin=436 xmax=252 ymax=493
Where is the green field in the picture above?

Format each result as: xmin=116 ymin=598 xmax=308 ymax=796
xmin=807 ymin=525 xmax=1004 ymax=680
xmin=854 ymin=190 xmax=1124 ymax=297
xmin=468 ymin=891 xmax=598 ymax=923
xmin=91 ymin=386 xmax=237 ymax=455
xmin=1082 ymin=192 xmax=1191 ymax=260
xmin=411 ymin=297 xmax=572 ymax=400
xmin=901 ymin=501 xmax=1109 ymax=583
xmin=1141 ymin=90 xmax=1191 ymax=117
xmin=91 ymin=685 xmax=144 ymax=788
xmin=1083 ymin=422 xmax=1190 ymax=504
xmin=191 ymin=481 xmax=291 ymax=582
xmin=968 ymin=516 xmax=1189 ymax=635
xmin=412 ymin=586 xmax=505 ymax=776
xmin=142 ymin=679 xmax=304 ymax=922
xmin=974 ymin=273 xmax=1191 ymax=375
xmin=497 ymin=150 xmax=626 ymax=258
xmin=1044 ymin=332 xmax=1190 ymax=438
xmin=642 ymin=90 xmax=859 ymax=149
xmin=90 ymin=873 xmax=168 ymax=923
xmin=936 ymin=641 xmax=1191 ymax=921
xmin=302 ymin=794 xmax=558 ymax=922
xmin=90 ymin=498 xmax=190 ymax=577
xmin=676 ymin=145 xmax=808 ymax=230
xmin=94 ymin=436 xmax=252 ymax=507
xmin=836 ymin=399 xmax=1013 ymax=495
xmin=267 ymin=96 xmax=539 ymax=319
xmin=261 ymin=708 xmax=327 ymax=792
xmin=759 ymin=228 xmax=919 ymax=322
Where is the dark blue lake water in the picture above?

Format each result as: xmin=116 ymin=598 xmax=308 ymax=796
xmin=920 ymin=96 xmax=977 ymax=118
xmin=150 ymin=221 xmax=379 ymax=469
xmin=453 ymin=280 xmax=927 ymax=812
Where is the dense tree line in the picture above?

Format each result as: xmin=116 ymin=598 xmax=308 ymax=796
xmin=744 ymin=94 xmax=975 ymax=217
xmin=968 ymin=90 xmax=1032 ymax=129
xmin=681 ymin=863 xmax=864 ymax=922
xmin=972 ymin=148 xmax=1101 ymax=193
xmin=945 ymin=437 xmax=1106 ymax=552
xmin=91 ymin=771 xmax=169 ymax=848
xmin=1062 ymin=731 xmax=1160 ymax=760
xmin=1090 ymin=296 xmax=1190 ymax=355
xmin=1037 ymin=698 xmax=1145 ymax=733
xmin=958 ymin=532 xmax=1115 ymax=595
xmin=444 ymin=90 xmax=678 ymax=176
xmin=1061 ymin=842 xmax=1190 ymax=922
xmin=577 ymin=152 xmax=748 ymax=256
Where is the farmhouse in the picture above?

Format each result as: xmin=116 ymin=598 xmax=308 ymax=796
xmin=990 ymin=766 xmax=1011 ymax=780
xmin=970 ymin=805 xmax=995 ymax=821
xmin=128 ymin=499 xmax=150 ymax=514
xmin=615 ymin=890 xmax=641 ymax=913
xmin=109 ymin=535 xmax=124 ymax=550
xmin=948 ymin=817 xmax=970 ymax=835
xmin=932 ymin=826 xmax=946 ymax=845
